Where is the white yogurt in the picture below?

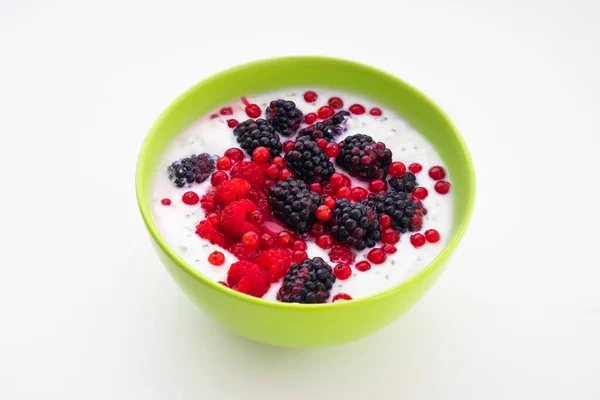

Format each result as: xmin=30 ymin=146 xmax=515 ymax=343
xmin=152 ymin=89 xmax=453 ymax=301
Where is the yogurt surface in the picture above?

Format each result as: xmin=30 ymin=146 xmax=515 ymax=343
xmin=152 ymin=88 xmax=453 ymax=301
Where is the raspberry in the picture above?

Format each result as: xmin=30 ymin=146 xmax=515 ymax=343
xmin=328 ymin=243 xmax=355 ymax=265
xmin=277 ymin=257 xmax=336 ymax=303
xmin=219 ymin=199 xmax=260 ymax=239
xmin=337 ymin=134 xmax=393 ymax=181
xmin=227 ymin=260 xmax=270 ymax=297
xmin=196 ymin=220 xmax=220 ymax=243
xmin=265 ymin=99 xmax=303 ymax=136
xmin=230 ymin=161 xmax=267 ymax=190
xmin=200 ymin=192 xmax=216 ymax=212
xmin=255 ymin=248 xmax=293 ymax=282
xmin=215 ymin=178 xmax=251 ymax=206
xmin=228 ymin=243 xmax=258 ymax=261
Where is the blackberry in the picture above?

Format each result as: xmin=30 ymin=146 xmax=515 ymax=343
xmin=233 ymin=119 xmax=282 ymax=159
xmin=329 ymin=198 xmax=381 ymax=250
xmin=265 ymin=99 xmax=303 ymax=136
xmin=297 ymin=111 xmax=350 ymax=141
xmin=284 ymin=136 xmax=335 ymax=183
xmin=336 ymin=134 xmax=393 ymax=180
xmin=168 ymin=153 xmax=215 ymax=188
xmin=363 ymin=191 xmax=425 ymax=233
xmin=388 ymin=172 xmax=418 ymax=193
xmin=268 ymin=178 xmax=323 ymax=234
xmin=277 ymin=257 xmax=336 ymax=304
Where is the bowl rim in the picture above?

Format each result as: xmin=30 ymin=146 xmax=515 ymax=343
xmin=135 ymin=55 xmax=476 ymax=309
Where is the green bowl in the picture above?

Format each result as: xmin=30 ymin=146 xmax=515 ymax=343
xmin=135 ymin=56 xmax=475 ymax=348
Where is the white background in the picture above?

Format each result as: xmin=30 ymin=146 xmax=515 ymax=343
xmin=1 ymin=0 xmax=599 ymax=398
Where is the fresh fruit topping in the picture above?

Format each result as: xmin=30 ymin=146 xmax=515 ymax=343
xmin=219 ymin=199 xmax=260 ymax=239
xmin=196 ymin=220 xmax=221 ymax=243
xmin=309 ymin=182 xmax=323 ymax=195
xmin=336 ymin=186 xmax=352 ymax=199
xmin=408 ymin=163 xmax=422 ymax=173
xmin=271 ymin=156 xmax=286 ymax=169
xmin=324 ymin=142 xmax=340 ymax=158
xmin=233 ymin=119 xmax=282 ymax=160
xmin=227 ymin=119 xmax=239 ymax=128
xmin=351 ymin=187 xmax=369 ymax=202
xmin=304 ymin=112 xmax=318 ymax=124
xmin=245 ymin=104 xmax=261 ymax=118
xmin=410 ymin=233 xmax=426 ymax=248
xmin=200 ymin=193 xmax=216 ymax=212
xmin=315 ymin=205 xmax=333 ymax=222
xmin=381 ymin=244 xmax=397 ymax=254
xmin=332 ymin=293 xmax=352 ymax=302
xmin=367 ymin=248 xmax=387 ymax=264
xmin=257 ymin=234 xmax=274 ymax=250
xmin=333 ymin=263 xmax=352 ymax=280
xmin=428 ymin=166 xmax=446 ymax=180
xmin=291 ymin=240 xmax=307 ymax=251
xmin=310 ymin=222 xmax=326 ymax=238
xmin=266 ymin=99 xmax=303 ymax=136
xmin=224 ymin=148 xmax=244 ymax=162
xmin=252 ymin=146 xmax=270 ymax=163
xmin=220 ymin=107 xmax=233 ymax=115
xmin=248 ymin=210 xmax=263 ymax=226
xmin=265 ymin=164 xmax=279 ymax=179
xmin=207 ymin=212 xmax=220 ymax=225
xmin=228 ymin=242 xmax=258 ymax=261
xmin=316 ymin=138 xmax=328 ymax=149
xmin=296 ymin=111 xmax=350 ymax=141
xmin=304 ymin=90 xmax=318 ymax=102
xmin=210 ymin=171 xmax=229 ymax=187
xmin=434 ymin=180 xmax=451 ymax=194
xmin=379 ymin=214 xmax=392 ymax=228
xmin=168 ymin=153 xmax=216 ymax=187
xmin=276 ymin=231 xmax=294 ymax=248
xmin=337 ymin=134 xmax=393 ymax=181
xmin=182 ymin=191 xmax=200 ymax=205
xmin=255 ymin=248 xmax=293 ymax=282
xmin=412 ymin=187 xmax=428 ymax=200
xmin=425 ymin=229 xmax=441 ymax=243
xmin=381 ymin=228 xmax=400 ymax=244
xmin=388 ymin=172 xmax=418 ymax=193
xmin=369 ymin=179 xmax=387 ymax=193
xmin=323 ymin=196 xmax=336 ymax=209
xmin=292 ymin=250 xmax=308 ymax=264
xmin=389 ymin=162 xmax=406 ymax=178
xmin=208 ymin=251 xmax=225 ymax=266
xmin=369 ymin=107 xmax=382 ymax=116
xmin=229 ymin=161 xmax=267 ymax=190
xmin=318 ymin=105 xmax=335 ymax=120
xmin=279 ymin=168 xmax=292 ymax=181
xmin=284 ymin=136 xmax=335 ymax=183
xmin=330 ymin=173 xmax=345 ymax=189
xmin=268 ymin=178 xmax=324 ymax=234
xmin=216 ymin=156 xmax=233 ymax=171
xmin=241 ymin=231 xmax=259 ymax=250
xmin=277 ymin=257 xmax=336 ymax=303
xmin=355 ymin=261 xmax=371 ymax=272
xmin=328 ymin=97 xmax=344 ymax=109
xmin=227 ymin=260 xmax=270 ymax=297
xmin=161 ymin=198 xmax=171 ymax=206
xmin=329 ymin=199 xmax=381 ymax=250
xmin=316 ymin=234 xmax=334 ymax=249
xmin=215 ymin=178 xmax=251 ymax=205
xmin=328 ymin=243 xmax=355 ymax=264
xmin=364 ymin=191 xmax=426 ymax=233
xmin=283 ymin=140 xmax=295 ymax=153
xmin=349 ymin=104 xmax=366 ymax=115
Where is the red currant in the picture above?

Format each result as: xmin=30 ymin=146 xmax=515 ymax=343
xmin=279 ymin=168 xmax=292 ymax=181
xmin=316 ymin=138 xmax=328 ymax=149
xmin=328 ymin=97 xmax=344 ymax=109
xmin=332 ymin=293 xmax=352 ymax=302
xmin=351 ymin=187 xmax=368 ymax=202
xmin=241 ymin=231 xmax=259 ymax=250
xmin=248 ymin=210 xmax=263 ymax=226
xmin=434 ymin=181 xmax=451 ymax=194
xmin=336 ymin=187 xmax=352 ymax=200
xmin=218 ymin=281 xmax=229 ymax=287
xmin=161 ymin=198 xmax=171 ymax=206
xmin=381 ymin=244 xmax=397 ymax=254
xmin=318 ymin=105 xmax=335 ymax=119
xmin=271 ymin=156 xmax=286 ymax=169
xmin=425 ymin=229 xmax=441 ymax=243
xmin=369 ymin=179 xmax=386 ymax=193
xmin=182 ymin=191 xmax=199 ymax=205
xmin=224 ymin=148 xmax=244 ymax=162
xmin=428 ymin=166 xmax=446 ymax=180
xmin=355 ymin=261 xmax=371 ymax=272
xmin=310 ymin=222 xmax=325 ymax=238
xmin=304 ymin=90 xmax=318 ymax=102
xmin=304 ymin=112 xmax=318 ymax=124
xmin=349 ymin=104 xmax=366 ymax=115
xmin=283 ymin=140 xmax=295 ymax=153
xmin=292 ymin=250 xmax=308 ymax=264
xmin=264 ymin=179 xmax=277 ymax=190
xmin=381 ymin=228 xmax=400 ymax=244
xmin=265 ymin=164 xmax=280 ymax=179
xmin=315 ymin=205 xmax=333 ymax=221
xmin=367 ymin=248 xmax=387 ymax=264
xmin=316 ymin=234 xmax=334 ymax=249
xmin=410 ymin=233 xmax=426 ymax=248
xmin=412 ymin=187 xmax=428 ymax=200
xmin=227 ymin=119 xmax=238 ymax=128
xmin=210 ymin=114 xmax=218 ymax=119
xmin=389 ymin=161 xmax=406 ymax=178
xmin=220 ymin=107 xmax=233 ymax=115
xmin=322 ymin=183 xmax=335 ymax=196
xmin=324 ymin=142 xmax=340 ymax=158
xmin=245 ymin=104 xmax=261 ymax=118
xmin=379 ymin=214 xmax=392 ymax=228
xmin=260 ymin=233 xmax=275 ymax=250
xmin=216 ymin=156 xmax=233 ymax=170
xmin=333 ymin=263 xmax=352 ymax=280
xmin=330 ymin=173 xmax=345 ymax=189
xmin=292 ymin=240 xmax=307 ymax=251
xmin=309 ymin=182 xmax=323 ymax=195
xmin=324 ymin=196 xmax=336 ymax=209
xmin=369 ymin=107 xmax=382 ymax=116
xmin=208 ymin=251 xmax=225 ymax=266
xmin=252 ymin=146 xmax=270 ymax=163
xmin=408 ymin=163 xmax=422 ymax=173
xmin=276 ymin=231 xmax=293 ymax=248
xmin=241 ymin=96 xmax=250 ymax=106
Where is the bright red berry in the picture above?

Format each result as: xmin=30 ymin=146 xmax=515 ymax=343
xmin=271 ymin=156 xmax=286 ymax=169
xmin=428 ymin=166 xmax=446 ymax=180
xmin=224 ymin=148 xmax=244 ymax=162
xmin=369 ymin=179 xmax=386 ymax=193
xmin=264 ymin=179 xmax=277 ymax=190
xmin=292 ymin=250 xmax=308 ymax=264
xmin=207 ymin=213 xmax=220 ymax=225
xmin=245 ymin=104 xmax=261 ymax=118
xmin=324 ymin=196 xmax=336 ymax=209
xmin=220 ymin=106 xmax=233 ymax=115
xmin=265 ymin=164 xmax=280 ymax=179
xmin=304 ymin=112 xmax=318 ymax=124
xmin=260 ymin=233 xmax=275 ymax=250
xmin=408 ymin=163 xmax=422 ymax=173
xmin=182 ymin=191 xmax=199 ymax=205
xmin=241 ymin=96 xmax=250 ymax=106
xmin=316 ymin=138 xmax=328 ymax=149
xmin=216 ymin=156 xmax=233 ymax=171
xmin=227 ymin=119 xmax=239 ymax=128
xmin=208 ymin=251 xmax=225 ymax=266
xmin=381 ymin=244 xmax=397 ymax=254
xmin=351 ymin=187 xmax=368 ymax=202
xmin=279 ymin=168 xmax=292 ymax=181
xmin=369 ymin=107 xmax=382 ymax=116
xmin=310 ymin=222 xmax=326 ymax=238
xmin=324 ymin=142 xmax=340 ymax=158
xmin=330 ymin=173 xmax=345 ymax=189
xmin=248 ymin=210 xmax=263 ymax=226
xmin=410 ymin=233 xmax=426 ymax=248
xmin=379 ymin=214 xmax=392 ymax=228
xmin=276 ymin=231 xmax=293 ymax=248
xmin=381 ymin=228 xmax=400 ymax=244
xmin=316 ymin=234 xmax=334 ymax=249
xmin=328 ymin=97 xmax=344 ymax=109
xmin=333 ymin=263 xmax=352 ymax=280
xmin=304 ymin=90 xmax=318 ymax=102
xmin=389 ymin=161 xmax=406 ymax=178
xmin=336 ymin=187 xmax=352 ymax=200
xmin=367 ymin=248 xmax=387 ymax=264
xmin=349 ymin=104 xmax=365 ymax=115
xmin=413 ymin=187 xmax=428 ymax=200
xmin=425 ymin=229 xmax=441 ymax=243
xmin=241 ymin=231 xmax=259 ymax=250
xmin=218 ymin=281 xmax=229 ymax=287
xmin=318 ymin=105 xmax=335 ymax=119
xmin=252 ymin=147 xmax=270 ymax=163
xmin=292 ymin=240 xmax=307 ymax=251
xmin=309 ymin=182 xmax=323 ymax=194
xmin=283 ymin=140 xmax=295 ymax=153
xmin=434 ymin=181 xmax=451 ymax=194
xmin=161 ymin=198 xmax=171 ymax=206
xmin=332 ymin=293 xmax=352 ymax=302
xmin=315 ymin=205 xmax=333 ymax=221
xmin=322 ymin=183 xmax=335 ymax=196
xmin=356 ymin=261 xmax=371 ymax=272
xmin=210 ymin=171 xmax=229 ymax=187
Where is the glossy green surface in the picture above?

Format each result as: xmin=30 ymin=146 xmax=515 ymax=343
xmin=135 ymin=57 xmax=475 ymax=348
